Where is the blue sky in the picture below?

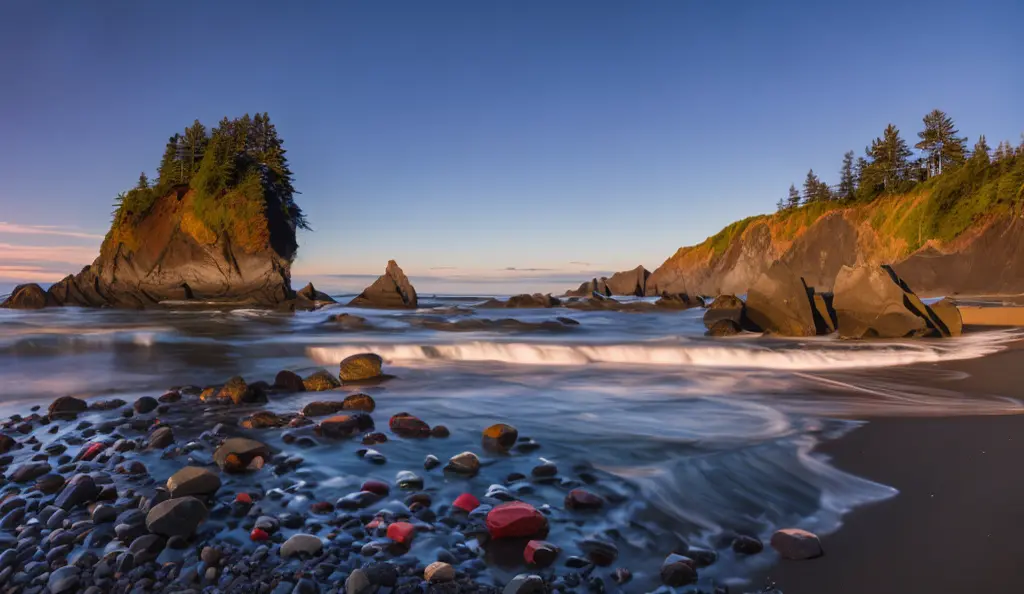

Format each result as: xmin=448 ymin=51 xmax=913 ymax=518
xmin=1 ymin=0 xmax=1022 ymax=294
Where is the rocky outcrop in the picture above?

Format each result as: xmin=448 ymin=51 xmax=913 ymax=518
xmin=1 ymin=284 xmax=53 ymax=309
xmin=8 ymin=189 xmax=298 ymax=309
xmin=568 ymin=266 xmax=650 ymax=297
xmin=296 ymin=283 xmax=335 ymax=303
xmin=832 ymin=264 xmax=944 ymax=338
xmin=744 ymin=261 xmax=818 ymax=337
xmin=348 ymin=261 xmax=417 ymax=309
xmin=481 ymin=294 xmax=561 ymax=308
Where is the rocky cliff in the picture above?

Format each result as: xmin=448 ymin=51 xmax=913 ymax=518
xmin=646 ymin=191 xmax=1024 ymax=298
xmin=11 ymin=187 xmax=297 ymax=308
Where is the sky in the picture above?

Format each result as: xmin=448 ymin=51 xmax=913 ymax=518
xmin=1 ymin=0 xmax=1022 ymax=294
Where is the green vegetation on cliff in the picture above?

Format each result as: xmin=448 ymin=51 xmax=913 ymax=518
xmin=109 ymin=113 xmax=308 ymax=254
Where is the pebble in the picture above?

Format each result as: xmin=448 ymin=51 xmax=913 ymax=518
xmin=660 ymin=553 xmax=697 ymax=587
xmin=47 ymin=565 xmax=80 ymax=594
xmin=770 ymin=528 xmax=823 ymax=560
xmin=579 ymin=538 xmax=618 ymax=566
xmin=424 ymin=454 xmax=440 ymax=470
xmin=732 ymin=534 xmax=764 ymax=555
xmin=148 ymin=427 xmax=174 ymax=449
xmin=395 ymin=470 xmax=424 ymax=490
xmin=424 ymin=561 xmax=456 ymax=582
xmin=531 ymin=462 xmax=558 ymax=478
xmin=345 ymin=569 xmax=372 ymax=594
xmin=145 ymin=496 xmax=208 ymax=537
xmin=524 ymin=540 xmax=559 ymax=567
xmin=482 ymin=423 xmax=518 ymax=452
xmin=133 ymin=397 xmax=159 ymax=414
xmin=280 ymin=534 xmax=324 ymax=558
xmin=445 ymin=451 xmax=480 ymax=477
xmin=166 ymin=466 xmax=221 ymax=498
xmin=565 ymin=488 xmax=604 ymax=510
xmin=503 ymin=573 xmax=545 ymax=594
xmin=55 ymin=474 xmax=98 ymax=510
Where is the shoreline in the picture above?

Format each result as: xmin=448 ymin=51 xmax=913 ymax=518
xmin=763 ymin=345 xmax=1024 ymax=593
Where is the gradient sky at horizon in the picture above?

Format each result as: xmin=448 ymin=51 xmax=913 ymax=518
xmin=1 ymin=0 xmax=1022 ymax=294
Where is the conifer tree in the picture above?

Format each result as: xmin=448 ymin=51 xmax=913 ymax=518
xmin=136 ymin=172 xmax=149 ymax=190
xmin=838 ymin=151 xmax=856 ymax=201
xmin=971 ymin=135 xmax=991 ymax=165
xmin=866 ymin=124 xmax=913 ymax=193
xmin=776 ymin=198 xmax=786 ymax=212
xmin=183 ymin=120 xmax=208 ymax=179
xmin=915 ymin=109 xmax=967 ymax=177
xmin=157 ymin=134 xmax=183 ymax=187
xmin=787 ymin=184 xmax=801 ymax=208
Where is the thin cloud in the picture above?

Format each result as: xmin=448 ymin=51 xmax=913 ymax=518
xmin=0 ymin=265 xmax=67 ymax=283
xmin=0 ymin=222 xmax=103 ymax=240
xmin=0 ymin=243 xmax=97 ymax=264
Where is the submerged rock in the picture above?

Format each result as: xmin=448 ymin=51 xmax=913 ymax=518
xmin=274 ymin=370 xmax=306 ymax=392
xmin=486 ymin=502 xmax=548 ymax=539
xmin=770 ymin=528 xmax=823 ymax=559
xmin=445 ymin=451 xmax=480 ymax=476
xmin=482 ymin=423 xmax=518 ymax=453
xmin=303 ymin=369 xmax=341 ymax=391
xmin=348 ymin=260 xmax=418 ymax=309
xmin=213 ymin=437 xmax=271 ymax=473
xmin=702 ymin=294 xmax=751 ymax=331
xmin=482 ymin=294 xmax=561 ymax=309
xmin=390 ymin=413 xmax=431 ymax=438
xmin=339 ymin=353 xmax=384 ymax=383
xmin=655 ymin=292 xmax=705 ymax=309
xmin=660 ymin=554 xmax=698 ymax=587
xmin=296 ymin=282 xmax=335 ymax=303
xmin=706 ymin=319 xmax=741 ymax=336
xmin=317 ymin=413 xmax=374 ymax=438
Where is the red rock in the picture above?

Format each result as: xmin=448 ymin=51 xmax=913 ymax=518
xmin=250 ymin=528 xmax=269 ymax=541
xmin=386 ymin=521 xmax=415 ymax=545
xmin=565 ymin=488 xmax=604 ymax=511
xmin=79 ymin=442 xmax=107 ymax=462
xmin=234 ymin=493 xmax=253 ymax=504
xmin=770 ymin=528 xmax=823 ymax=560
xmin=310 ymin=501 xmax=334 ymax=514
xmin=525 ymin=540 xmax=560 ymax=567
xmin=343 ymin=393 xmax=376 ymax=412
xmin=452 ymin=493 xmax=480 ymax=513
xmin=389 ymin=413 xmax=431 ymax=438
xmin=486 ymin=502 xmax=548 ymax=539
xmin=317 ymin=413 xmax=373 ymax=439
xmin=365 ymin=519 xmax=381 ymax=531
xmin=361 ymin=480 xmax=390 ymax=497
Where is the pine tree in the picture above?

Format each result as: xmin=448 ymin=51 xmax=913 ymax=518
xmin=803 ymin=169 xmax=831 ymax=203
xmin=866 ymin=124 xmax=913 ymax=193
xmin=776 ymin=198 xmax=786 ymax=212
xmin=971 ymin=135 xmax=991 ymax=165
xmin=915 ymin=109 xmax=967 ymax=177
xmin=157 ymin=134 xmax=183 ymax=187
xmin=787 ymin=184 xmax=801 ymax=208
xmin=136 ymin=172 xmax=150 ymax=190
xmin=183 ymin=120 xmax=208 ymax=179
xmin=838 ymin=150 xmax=856 ymax=201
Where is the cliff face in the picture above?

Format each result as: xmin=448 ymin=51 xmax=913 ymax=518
xmin=46 ymin=188 xmax=296 ymax=307
xmin=646 ymin=195 xmax=1024 ymax=298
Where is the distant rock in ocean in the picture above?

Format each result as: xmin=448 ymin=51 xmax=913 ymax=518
xmin=348 ymin=260 xmax=418 ymax=309
xmin=567 ymin=265 xmax=650 ymax=297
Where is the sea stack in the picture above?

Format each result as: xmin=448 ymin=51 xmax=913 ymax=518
xmin=348 ymin=260 xmax=418 ymax=309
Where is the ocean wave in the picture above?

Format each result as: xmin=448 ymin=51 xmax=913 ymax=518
xmin=307 ymin=330 xmax=1023 ymax=371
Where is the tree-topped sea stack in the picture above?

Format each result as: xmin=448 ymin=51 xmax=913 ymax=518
xmin=3 ymin=113 xmax=306 ymax=308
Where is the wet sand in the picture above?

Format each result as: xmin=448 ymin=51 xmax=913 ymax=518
xmin=765 ymin=343 xmax=1024 ymax=593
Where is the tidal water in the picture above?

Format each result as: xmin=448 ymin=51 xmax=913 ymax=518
xmin=1 ymin=295 xmax=1021 ymax=590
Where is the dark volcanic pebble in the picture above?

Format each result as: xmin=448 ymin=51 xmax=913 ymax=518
xmin=148 ymin=426 xmax=174 ymax=449
xmin=503 ymin=573 xmax=545 ymax=594
xmin=133 ymin=397 xmax=159 ymax=414
xmin=660 ymin=554 xmax=697 ymax=587
xmin=732 ymin=534 xmax=764 ymax=555
xmin=56 ymin=474 xmax=98 ymax=510
xmin=48 ymin=396 xmax=88 ymax=417
xmin=274 ymin=370 xmax=306 ymax=392
xmin=145 ymin=497 xmax=208 ymax=537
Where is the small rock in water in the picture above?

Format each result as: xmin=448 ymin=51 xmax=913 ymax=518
xmin=396 ymin=470 xmax=424 ymax=490
xmin=431 ymin=424 xmax=450 ymax=438
xmin=303 ymin=370 xmax=341 ymax=392
xmin=47 ymin=565 xmax=80 ymax=594
xmin=274 ymin=370 xmax=306 ymax=392
xmin=579 ymin=538 xmax=618 ymax=566
xmin=241 ymin=411 xmax=296 ymax=429
xmin=389 ymin=413 xmax=431 ymax=438
xmin=424 ymin=454 xmax=440 ymax=470
xmin=145 ymin=496 xmax=208 ymax=537
xmin=770 ymin=528 xmax=823 ymax=560
xmin=452 ymin=493 xmax=480 ymax=513
xmin=317 ymin=413 xmax=374 ymax=438
xmin=343 ymin=393 xmax=376 ymax=412
xmin=167 ymin=466 xmax=221 ymax=498
xmin=280 ymin=534 xmax=323 ymax=558
xmin=482 ymin=423 xmax=518 ymax=453
xmin=339 ymin=353 xmax=384 ymax=383
xmin=732 ymin=534 xmax=764 ymax=555
xmin=250 ymin=527 xmax=270 ymax=541
xmin=361 ymin=448 xmax=387 ymax=464
xmin=424 ymin=561 xmax=456 ymax=582
xmin=531 ymin=461 xmax=558 ymax=478
xmin=486 ymin=502 xmax=548 ymax=539
xmin=386 ymin=521 xmax=415 ymax=545
xmin=148 ymin=426 xmax=174 ymax=449
xmin=336 ymin=491 xmax=382 ymax=510
xmin=660 ymin=553 xmax=697 ymax=587
xmin=158 ymin=390 xmax=181 ymax=402
xmin=445 ymin=451 xmax=480 ymax=477
xmin=300 ymin=401 xmax=347 ymax=417
xmin=48 ymin=396 xmax=88 ymax=418
xmin=503 ymin=574 xmax=545 ymax=594
xmin=524 ymin=540 xmax=560 ymax=567
xmin=612 ymin=567 xmax=632 ymax=584
xmin=133 ymin=397 xmax=159 ymax=414
xmin=213 ymin=437 xmax=270 ymax=473
xmin=361 ymin=479 xmax=390 ymax=496
xmin=345 ymin=569 xmax=372 ymax=594
xmin=565 ymin=488 xmax=604 ymax=511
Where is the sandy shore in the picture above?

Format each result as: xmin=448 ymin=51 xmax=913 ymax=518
xmin=763 ymin=342 xmax=1024 ymax=593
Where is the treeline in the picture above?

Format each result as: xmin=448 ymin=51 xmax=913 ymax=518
xmin=776 ymin=109 xmax=1024 ymax=211
xmin=112 ymin=113 xmax=308 ymax=235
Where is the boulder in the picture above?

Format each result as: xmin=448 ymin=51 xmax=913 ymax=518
xmin=339 ymin=353 xmax=384 ymax=382
xmin=929 ymin=297 xmax=963 ymax=337
xmin=48 ymin=396 xmax=88 ymax=418
xmin=706 ymin=319 xmax=741 ymax=336
xmin=1 ymin=283 xmax=51 ymax=309
xmin=770 ymin=528 xmax=823 ymax=560
xmin=833 ymin=265 xmax=941 ymax=338
xmin=348 ymin=260 xmax=418 ymax=309
xmin=605 ymin=265 xmax=651 ymax=296
xmin=744 ymin=261 xmax=817 ymax=337
xmin=702 ymin=294 xmax=752 ymax=330
xmin=167 ymin=466 xmax=222 ymax=498
xmin=486 ymin=501 xmax=548 ymax=539
xmin=145 ymin=496 xmax=208 ymax=537
xmin=296 ymin=282 xmax=335 ymax=303
xmin=482 ymin=423 xmax=518 ymax=453
xmin=317 ymin=413 xmax=374 ymax=438
xmin=812 ymin=292 xmax=837 ymax=334
xmin=655 ymin=293 xmax=705 ymax=309
xmin=274 ymin=370 xmax=306 ymax=392
xmin=482 ymin=294 xmax=561 ymax=308
xmin=213 ymin=437 xmax=271 ymax=473
xmin=303 ymin=369 xmax=341 ymax=391
xmin=567 ymin=278 xmax=610 ymax=298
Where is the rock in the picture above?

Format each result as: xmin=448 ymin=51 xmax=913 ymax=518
xmin=345 ymin=569 xmax=372 ymax=594
xmin=167 ymin=466 xmax=221 ymax=498
xmin=744 ymin=261 xmax=818 ymax=336
xmin=503 ymin=574 xmax=545 ymax=594
xmin=336 ymin=491 xmax=381 ymax=510
xmin=361 ymin=479 xmax=390 ymax=496
xmin=128 ymin=533 xmax=165 ymax=563
xmin=660 ymin=554 xmax=697 ymax=587
xmin=90 ymin=398 xmax=127 ymax=410
xmin=36 ymin=473 xmax=65 ymax=494
xmin=424 ymin=454 xmax=440 ymax=469
xmin=1 ymin=283 xmax=51 ymax=309
xmin=47 ymin=565 xmax=80 ymax=594
xmin=732 ymin=535 xmax=764 ymax=555
xmin=531 ymin=462 xmax=557 ymax=478
xmin=612 ymin=568 xmax=632 ymax=584
xmin=833 ymin=265 xmax=940 ymax=338
xmin=770 ymin=528 xmax=823 ymax=560
xmin=48 ymin=396 xmax=88 ymax=418
xmin=10 ymin=461 xmax=51 ymax=482
xmin=482 ymin=423 xmax=518 ymax=453
xmin=486 ymin=502 xmax=548 ymax=539
xmin=655 ymin=293 xmax=705 ymax=309
xmin=280 ymin=534 xmax=323 ymax=558
xmin=524 ymin=540 xmax=560 ymax=567
xmin=342 ymin=392 xmax=376 ymax=412
xmin=158 ymin=391 xmax=181 ymax=403
xmin=0 ymin=434 xmax=15 ymax=454
xmin=424 ymin=561 xmax=456 ymax=582
xmin=133 ymin=396 xmax=159 ymax=414
xmin=386 ymin=521 xmax=415 ymax=545
xmin=303 ymin=370 xmax=341 ymax=392
xmin=812 ymin=292 xmax=838 ymax=333
xmin=146 ymin=497 xmax=208 ymax=537
xmin=348 ymin=260 xmax=418 ymax=309
xmin=431 ymin=424 xmax=450 ymax=437
xmin=92 ymin=504 xmax=117 ymax=524
xmin=325 ymin=313 xmax=370 ymax=329
xmin=396 ymin=470 xmax=424 ymax=490
xmin=148 ymin=426 xmax=174 ymax=449
xmin=445 ymin=451 xmax=480 ymax=476
xmin=706 ymin=318 xmax=741 ymax=336
xmin=241 ymin=411 xmax=297 ymax=429
xmin=702 ymin=294 xmax=751 ymax=330
xmin=301 ymin=401 xmax=346 ymax=417
xmin=605 ymin=265 xmax=651 ymax=296
xmin=213 ymin=437 xmax=271 ymax=473
xmin=213 ymin=376 xmax=262 ymax=405
xmin=296 ymin=282 xmax=335 ymax=303
xmin=317 ymin=413 xmax=374 ymax=438
xmin=339 ymin=353 xmax=384 ymax=383
xmin=389 ymin=412 xmax=431 ymax=438
xmin=930 ymin=297 xmax=963 ymax=337
xmin=274 ymin=370 xmax=306 ymax=392
xmin=565 ymin=488 xmax=604 ymax=511
xmin=452 ymin=493 xmax=480 ymax=513
xmin=580 ymin=538 xmax=618 ymax=565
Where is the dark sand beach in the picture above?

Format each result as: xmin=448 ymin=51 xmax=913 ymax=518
xmin=766 ymin=343 xmax=1024 ymax=593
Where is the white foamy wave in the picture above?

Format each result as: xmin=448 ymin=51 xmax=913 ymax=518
xmin=307 ymin=330 xmax=1022 ymax=371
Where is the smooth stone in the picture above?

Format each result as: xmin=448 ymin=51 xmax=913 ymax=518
xmin=145 ymin=497 xmax=208 ymax=537
xmin=47 ymin=566 xmax=80 ymax=594
xmin=133 ymin=397 xmax=159 ymax=415
xmin=213 ymin=438 xmax=270 ymax=473
xmin=424 ymin=455 xmax=440 ymax=470
xmin=503 ymin=574 xmax=545 ymax=594
xmin=148 ymin=427 xmax=174 ymax=449
xmin=396 ymin=470 xmax=424 ymax=490
xmin=280 ymin=534 xmax=323 ymax=558
xmin=167 ymin=466 xmax=221 ymax=498
xmin=424 ymin=561 xmax=455 ymax=582
xmin=770 ymin=528 xmax=823 ymax=560
xmin=482 ymin=423 xmax=518 ymax=453
xmin=660 ymin=554 xmax=698 ymax=587
xmin=444 ymin=452 xmax=480 ymax=477
xmin=345 ymin=569 xmax=372 ymax=594
xmin=732 ymin=534 xmax=764 ymax=555
xmin=55 ymin=474 xmax=98 ymax=510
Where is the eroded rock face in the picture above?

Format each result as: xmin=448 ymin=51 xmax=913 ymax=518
xmin=833 ymin=265 xmax=940 ymax=338
xmin=348 ymin=260 xmax=418 ymax=309
xmin=568 ymin=266 xmax=651 ymax=297
xmin=296 ymin=283 xmax=335 ymax=303
xmin=744 ymin=261 xmax=818 ymax=337
xmin=42 ymin=190 xmax=296 ymax=308
xmin=0 ymin=284 xmax=52 ymax=309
